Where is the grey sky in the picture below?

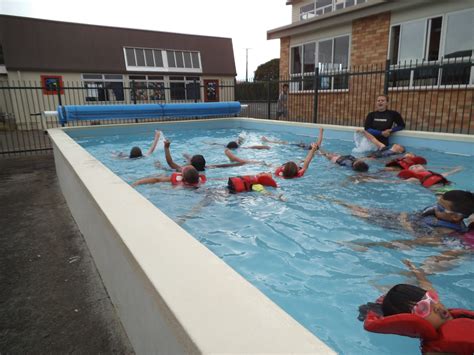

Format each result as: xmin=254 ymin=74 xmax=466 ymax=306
xmin=1 ymin=0 xmax=290 ymax=80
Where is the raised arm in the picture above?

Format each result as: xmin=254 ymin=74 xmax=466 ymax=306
xmin=132 ymin=175 xmax=171 ymax=187
xmin=145 ymin=130 xmax=161 ymax=156
xmin=301 ymin=128 xmax=323 ymax=171
xmin=356 ymin=129 xmax=386 ymax=149
xmin=402 ymin=259 xmax=434 ymax=291
xmin=163 ymin=140 xmax=182 ymax=171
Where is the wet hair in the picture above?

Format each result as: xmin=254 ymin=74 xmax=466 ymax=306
xmin=382 ymin=284 xmax=426 ymax=316
xmin=183 ymin=166 xmax=199 ymax=184
xmin=226 ymin=141 xmax=239 ymax=149
xmin=283 ymin=161 xmax=299 ymax=178
xmin=129 ymin=146 xmax=143 ymax=159
xmin=392 ymin=144 xmax=405 ymax=153
xmin=442 ymin=190 xmax=474 ymax=217
xmin=353 ymin=160 xmax=369 ymax=172
xmin=190 ymin=155 xmax=206 ymax=171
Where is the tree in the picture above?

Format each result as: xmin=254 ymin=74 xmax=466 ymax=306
xmin=254 ymin=58 xmax=280 ymax=81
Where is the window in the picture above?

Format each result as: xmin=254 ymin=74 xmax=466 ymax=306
xmin=300 ymin=0 xmax=364 ymax=20
xmin=169 ymin=76 xmax=201 ymax=101
xmin=129 ymin=75 xmax=165 ymax=101
xmin=291 ymin=35 xmax=350 ymax=91
xmin=82 ymin=74 xmax=124 ymax=102
xmin=388 ymin=9 xmax=473 ymax=88
xmin=124 ymin=47 xmax=201 ymax=73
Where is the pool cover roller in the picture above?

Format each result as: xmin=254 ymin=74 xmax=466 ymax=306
xmin=57 ymin=102 xmax=241 ymax=124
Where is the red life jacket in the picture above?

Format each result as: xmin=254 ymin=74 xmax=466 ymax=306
xmin=170 ymin=172 xmax=207 ymax=186
xmin=397 ymin=169 xmax=449 ymax=188
xmin=386 ymin=156 xmax=427 ymax=170
xmin=274 ymin=166 xmax=306 ymax=179
xmin=228 ymin=174 xmax=277 ymax=193
xmin=364 ymin=309 xmax=474 ymax=354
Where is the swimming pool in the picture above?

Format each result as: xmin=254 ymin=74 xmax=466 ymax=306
xmin=50 ymin=119 xmax=474 ymax=354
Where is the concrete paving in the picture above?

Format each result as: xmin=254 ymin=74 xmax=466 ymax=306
xmin=0 ymin=153 xmax=134 ymax=354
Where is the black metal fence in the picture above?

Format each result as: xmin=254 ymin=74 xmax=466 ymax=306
xmin=1 ymin=57 xmax=472 ymax=157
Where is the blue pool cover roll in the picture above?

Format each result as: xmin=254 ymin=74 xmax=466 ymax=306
xmin=57 ymin=102 xmax=241 ymax=124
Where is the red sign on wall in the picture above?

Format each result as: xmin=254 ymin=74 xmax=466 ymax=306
xmin=41 ymin=75 xmax=64 ymax=95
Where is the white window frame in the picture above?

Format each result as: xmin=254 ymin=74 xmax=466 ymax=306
xmin=81 ymin=74 xmax=125 ymax=102
xmin=387 ymin=8 xmax=474 ymax=89
xmin=299 ymin=0 xmax=366 ymax=20
xmin=289 ymin=33 xmax=351 ymax=92
xmin=124 ymin=47 xmax=202 ymax=73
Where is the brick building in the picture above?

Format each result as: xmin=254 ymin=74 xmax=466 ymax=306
xmin=267 ymin=0 xmax=473 ymax=133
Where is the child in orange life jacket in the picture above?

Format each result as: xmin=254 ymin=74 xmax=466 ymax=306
xmin=397 ymin=164 xmax=462 ymax=189
xmin=275 ymin=127 xmax=324 ymax=178
xmin=132 ymin=165 xmax=205 ymax=187
xmin=359 ymin=261 xmax=474 ymax=354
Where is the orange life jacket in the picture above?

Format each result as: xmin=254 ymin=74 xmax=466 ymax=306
xmin=386 ymin=156 xmax=427 ymax=170
xmin=397 ymin=169 xmax=448 ymax=188
xmin=228 ymin=174 xmax=277 ymax=193
xmin=274 ymin=165 xmax=306 ymax=179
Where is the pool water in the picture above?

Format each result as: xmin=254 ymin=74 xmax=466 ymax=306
xmin=74 ymin=127 xmax=474 ymax=355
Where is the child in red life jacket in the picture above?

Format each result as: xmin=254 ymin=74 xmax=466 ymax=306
xmin=275 ymin=128 xmax=323 ymax=179
xmin=384 ymin=153 xmax=427 ymax=171
xmin=132 ymin=165 xmax=205 ymax=187
xmin=398 ymin=164 xmax=463 ymax=189
xmin=359 ymin=259 xmax=474 ymax=355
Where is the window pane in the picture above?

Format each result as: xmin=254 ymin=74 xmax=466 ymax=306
xmin=389 ymin=25 xmax=401 ymax=64
xmin=345 ymin=0 xmax=355 ymax=7
xmin=316 ymin=0 xmax=332 ymax=8
xmin=175 ymin=51 xmax=184 ymax=68
xmin=291 ymin=46 xmax=302 ymax=74
xmin=149 ymin=82 xmax=165 ymax=100
xmin=303 ymin=43 xmax=316 ymax=73
xmin=183 ymin=52 xmax=192 ymax=68
xmin=191 ymin=52 xmax=200 ymax=68
xmin=129 ymin=75 xmax=146 ymax=80
xmin=399 ymin=20 xmax=425 ymax=63
xmin=167 ymin=51 xmax=176 ymax=67
xmin=427 ymin=17 xmax=442 ymax=61
xmin=186 ymin=82 xmax=201 ymax=100
xmin=105 ymin=82 xmax=124 ymax=101
xmin=148 ymin=75 xmax=164 ymax=80
xmin=334 ymin=36 xmax=349 ymax=68
xmin=154 ymin=50 xmax=163 ymax=67
xmin=444 ymin=9 xmax=474 ymax=57
xmin=136 ymin=49 xmax=145 ymax=66
xmin=300 ymin=3 xmax=315 ymax=19
xmin=170 ymin=82 xmax=186 ymax=100
xmin=318 ymin=39 xmax=333 ymax=68
xmin=144 ymin=49 xmax=154 ymax=67
xmin=125 ymin=48 xmax=136 ymax=66
xmin=170 ymin=76 xmax=184 ymax=80
xmin=83 ymin=74 xmax=103 ymax=80
xmin=104 ymin=74 xmax=123 ymax=80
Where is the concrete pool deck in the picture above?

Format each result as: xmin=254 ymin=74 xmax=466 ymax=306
xmin=0 ymin=154 xmax=133 ymax=353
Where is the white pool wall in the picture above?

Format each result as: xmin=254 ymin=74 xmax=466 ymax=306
xmin=49 ymin=118 xmax=473 ymax=354
xmin=48 ymin=120 xmax=337 ymax=355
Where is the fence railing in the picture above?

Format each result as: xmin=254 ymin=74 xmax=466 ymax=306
xmin=1 ymin=57 xmax=472 ymax=157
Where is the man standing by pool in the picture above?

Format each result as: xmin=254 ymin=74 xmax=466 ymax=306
xmin=364 ymin=95 xmax=405 ymax=146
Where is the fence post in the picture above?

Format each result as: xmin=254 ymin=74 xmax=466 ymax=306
xmin=313 ymin=68 xmax=319 ymax=123
xmin=267 ymin=78 xmax=271 ymax=120
xmin=194 ymin=79 xmax=198 ymax=103
xmin=55 ymin=82 xmax=62 ymax=107
xmin=383 ymin=59 xmax=390 ymax=95
xmin=131 ymin=80 xmax=137 ymax=104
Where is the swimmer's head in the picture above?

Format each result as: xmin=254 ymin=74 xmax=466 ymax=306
xmin=226 ymin=141 xmax=239 ymax=149
xmin=408 ymin=164 xmax=426 ymax=173
xmin=392 ymin=144 xmax=405 ymax=153
xmin=190 ymin=154 xmax=206 ymax=171
xmin=353 ymin=159 xmax=369 ymax=172
xmin=404 ymin=152 xmax=415 ymax=158
xmin=382 ymin=284 xmax=452 ymax=330
xmin=182 ymin=165 xmax=200 ymax=184
xmin=282 ymin=161 xmax=299 ymax=178
xmin=440 ymin=190 xmax=474 ymax=220
xmin=129 ymin=146 xmax=143 ymax=159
